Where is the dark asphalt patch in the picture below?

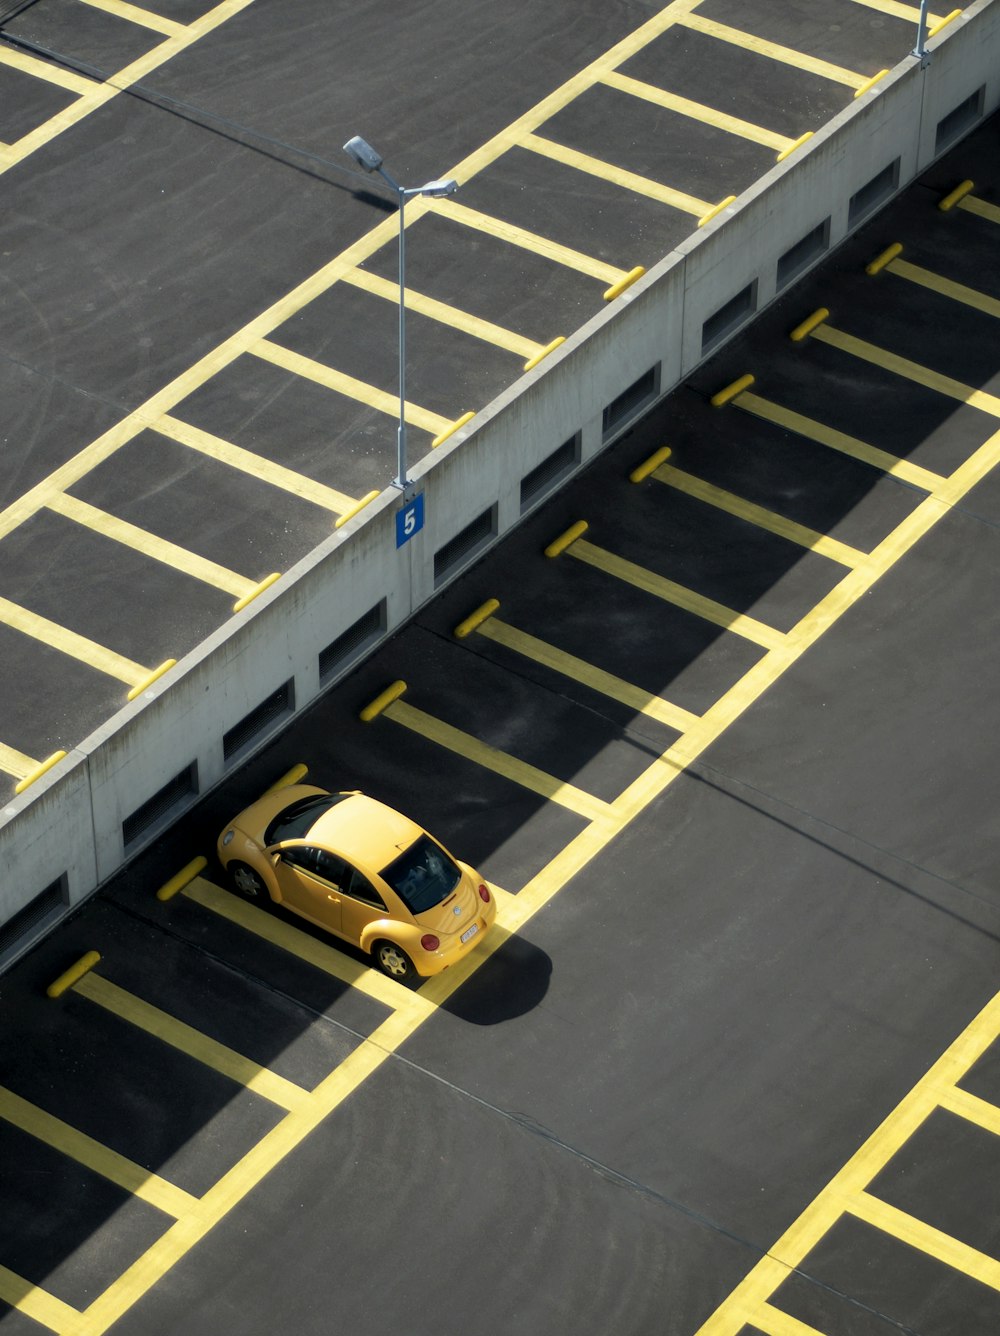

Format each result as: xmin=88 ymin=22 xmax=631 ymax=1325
xmin=697 ymin=0 xmax=914 ymax=74
xmin=0 ymin=63 xmax=76 ymax=141
xmin=5 ymin=0 xmax=158 ymax=77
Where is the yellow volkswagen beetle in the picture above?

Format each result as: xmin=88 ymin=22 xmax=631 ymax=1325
xmin=217 ymin=784 xmax=496 ymax=981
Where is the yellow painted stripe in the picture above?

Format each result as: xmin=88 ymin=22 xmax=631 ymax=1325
xmin=0 ymin=742 xmax=37 ymax=780
xmin=76 ymin=0 xmax=186 ymax=36
xmin=0 ymin=595 xmax=146 ymax=685
xmin=570 ymin=538 xmax=785 ymax=650
xmin=429 ymin=198 xmax=624 ymax=284
xmin=522 ymin=132 xmax=712 ymax=215
xmin=937 ymin=1084 xmax=1000 ymax=1137
xmin=753 ymin=1304 xmax=827 ymax=1336
xmin=46 ymin=493 xmax=252 ymax=598
xmin=0 ymin=46 xmax=95 ymax=95
xmin=253 ymin=339 xmax=452 ymax=437
xmin=812 ymin=323 xmax=1000 ymax=417
xmin=74 ymin=972 xmax=310 ymax=1111
xmin=154 ymin=416 xmax=357 ymax=514
xmin=477 ymin=615 xmax=700 ymax=732
xmin=738 ymin=392 xmax=945 ymax=491
xmin=0 ymin=1085 xmax=196 ymax=1218
xmin=385 ymin=698 xmax=615 ymax=824
xmin=679 ymin=13 xmax=868 ymax=88
xmin=0 ymin=1265 xmax=86 ymax=1336
xmin=849 ymin=1191 xmax=1000 ymax=1289
xmin=960 ymin=195 xmax=1000 ymax=225
xmin=600 ymin=70 xmax=791 ymax=151
xmin=653 ymin=463 xmax=865 ymax=566
xmin=181 ymin=876 xmax=429 ymax=1020
xmin=0 ymin=0 xmax=259 ymax=177
xmin=342 ymin=268 xmax=540 ymax=359
xmin=847 ymin=0 xmax=945 ymax=22
xmin=887 ymin=258 xmax=1000 ymax=318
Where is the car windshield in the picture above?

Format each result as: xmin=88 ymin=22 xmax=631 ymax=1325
xmin=264 ymin=794 xmax=348 ymax=847
xmin=380 ymin=835 xmax=461 ymax=915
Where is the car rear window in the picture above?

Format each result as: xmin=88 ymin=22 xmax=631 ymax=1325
xmin=381 ymin=835 xmax=460 ymax=914
xmin=264 ymin=794 xmax=348 ymax=846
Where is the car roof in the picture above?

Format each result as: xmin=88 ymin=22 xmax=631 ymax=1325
xmin=309 ymin=793 xmax=424 ymax=873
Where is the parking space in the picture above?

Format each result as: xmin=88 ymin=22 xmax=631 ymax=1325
xmin=2 ymin=107 xmax=999 ymax=1332
xmin=0 ymin=0 xmax=967 ymax=794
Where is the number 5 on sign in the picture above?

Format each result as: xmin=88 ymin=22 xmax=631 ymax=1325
xmin=396 ymin=494 xmax=425 ymax=548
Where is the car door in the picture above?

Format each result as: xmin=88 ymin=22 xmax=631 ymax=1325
xmin=271 ymin=845 xmax=346 ymax=936
xmin=337 ymin=865 xmax=391 ymax=948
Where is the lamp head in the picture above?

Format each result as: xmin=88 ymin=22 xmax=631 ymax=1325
xmin=420 ymin=178 xmax=459 ymax=198
xmin=343 ymin=136 xmax=383 ymax=172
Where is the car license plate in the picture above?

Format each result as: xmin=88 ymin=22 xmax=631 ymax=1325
xmin=461 ymin=923 xmax=479 ymax=944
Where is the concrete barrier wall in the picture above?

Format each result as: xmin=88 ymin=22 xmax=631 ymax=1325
xmin=2 ymin=0 xmax=998 ymax=959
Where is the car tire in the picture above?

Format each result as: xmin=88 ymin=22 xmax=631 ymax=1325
xmin=228 ymin=861 xmax=268 ymax=903
xmin=372 ymin=940 xmax=416 ymax=982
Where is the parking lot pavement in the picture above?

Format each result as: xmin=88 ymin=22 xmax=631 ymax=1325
xmin=0 ymin=0 xmax=960 ymax=796
xmin=1 ymin=109 xmax=1000 ymax=1333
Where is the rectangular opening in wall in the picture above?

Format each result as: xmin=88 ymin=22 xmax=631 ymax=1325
xmin=123 ymin=763 xmax=198 ymax=848
xmin=0 ymin=875 xmax=67 ymax=962
xmin=434 ymin=505 xmax=497 ymax=586
xmin=320 ymin=600 xmax=387 ymax=683
xmin=935 ymin=87 xmax=984 ymax=153
xmin=777 ymin=218 xmax=830 ymax=290
xmin=520 ymin=435 xmax=580 ymax=512
xmin=702 ymin=280 xmax=757 ymax=354
xmin=848 ymin=159 xmax=899 ymax=227
xmin=602 ymin=366 xmax=659 ymax=441
xmin=223 ymin=680 xmax=294 ymax=762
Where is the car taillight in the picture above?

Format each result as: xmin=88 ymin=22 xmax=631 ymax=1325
xmin=478 ymin=884 xmax=491 ymax=903
xmin=420 ymin=934 xmax=440 ymax=952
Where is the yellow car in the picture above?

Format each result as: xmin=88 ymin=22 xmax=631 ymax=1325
xmin=217 ymin=784 xmax=496 ymax=981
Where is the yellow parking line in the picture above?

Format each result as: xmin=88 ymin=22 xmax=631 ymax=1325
xmin=750 ymin=1303 xmax=826 ymax=1336
xmin=847 ymin=0 xmax=946 ymax=20
xmin=0 ymin=594 xmax=147 ymax=685
xmin=0 ymin=1085 xmax=197 ymax=1218
xmin=737 ymin=392 xmax=945 ymax=491
xmin=476 ymin=614 xmax=701 ymax=733
xmin=522 ymin=132 xmax=713 ymax=216
xmin=960 ymin=195 xmax=1000 ymax=224
xmin=253 ymin=339 xmax=452 ymax=438
xmin=181 ymin=876 xmax=431 ymax=1020
xmin=46 ymin=492 xmax=253 ymax=599
xmin=73 ymin=972 xmax=311 ymax=1112
xmin=570 ymin=538 xmax=786 ymax=650
xmin=811 ymin=323 xmax=1000 ymax=417
xmin=154 ymin=416 xmax=357 ymax=514
xmin=0 ymin=46 xmax=95 ymax=95
xmin=937 ymin=1084 xmax=1000 ymax=1136
xmin=0 ymin=1266 xmax=86 ymax=1336
xmin=428 ymin=198 xmax=625 ymax=285
xmin=600 ymin=71 xmax=791 ymax=152
xmin=384 ymin=698 xmax=616 ymax=824
xmin=0 ymin=741 xmax=37 ymax=780
xmin=678 ymin=13 xmax=869 ymax=88
xmin=652 ymin=463 xmax=866 ymax=566
xmin=342 ymin=267 xmax=541 ymax=359
xmin=885 ymin=258 xmax=1000 ymax=318
xmin=1 ymin=0 xmax=259 ymax=177
xmin=848 ymin=1191 xmax=1000 ymax=1288
xmin=76 ymin=0 xmax=186 ymax=36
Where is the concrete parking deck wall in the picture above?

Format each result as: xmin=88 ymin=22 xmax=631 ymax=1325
xmin=2 ymin=0 xmax=998 ymax=960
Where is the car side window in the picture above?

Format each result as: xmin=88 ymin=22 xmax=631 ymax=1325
xmin=282 ymin=846 xmax=347 ymax=886
xmin=344 ymin=866 xmax=387 ymax=910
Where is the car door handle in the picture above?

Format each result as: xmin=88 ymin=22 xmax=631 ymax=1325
xmin=327 ymin=894 xmax=340 ymax=903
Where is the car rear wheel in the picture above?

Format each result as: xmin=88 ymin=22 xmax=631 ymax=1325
xmin=372 ymin=940 xmax=416 ymax=982
xmin=229 ymin=861 xmax=267 ymax=902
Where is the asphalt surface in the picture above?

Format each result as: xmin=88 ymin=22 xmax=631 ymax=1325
xmin=2 ymin=99 xmax=1000 ymax=1334
xmin=0 ymin=0 xmax=946 ymax=792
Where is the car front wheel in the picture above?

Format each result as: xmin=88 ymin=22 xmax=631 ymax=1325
xmin=229 ymin=861 xmax=267 ymax=902
xmin=372 ymin=940 xmax=416 ymax=982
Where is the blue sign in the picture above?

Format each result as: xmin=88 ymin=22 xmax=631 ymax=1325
xmin=396 ymin=494 xmax=425 ymax=548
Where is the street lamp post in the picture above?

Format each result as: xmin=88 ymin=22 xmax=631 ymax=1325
xmin=343 ymin=135 xmax=458 ymax=491
xmin=912 ymin=0 xmax=931 ymax=60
